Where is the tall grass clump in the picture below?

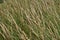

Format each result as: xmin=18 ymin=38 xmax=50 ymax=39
xmin=0 ymin=0 xmax=60 ymax=40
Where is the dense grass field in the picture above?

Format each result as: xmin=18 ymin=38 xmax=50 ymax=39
xmin=0 ymin=0 xmax=60 ymax=40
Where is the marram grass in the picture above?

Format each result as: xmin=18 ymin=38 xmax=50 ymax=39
xmin=0 ymin=0 xmax=60 ymax=40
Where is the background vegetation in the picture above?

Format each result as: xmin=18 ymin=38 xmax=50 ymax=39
xmin=0 ymin=0 xmax=60 ymax=40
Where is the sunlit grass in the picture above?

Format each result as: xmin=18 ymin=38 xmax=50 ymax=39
xmin=0 ymin=0 xmax=60 ymax=40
